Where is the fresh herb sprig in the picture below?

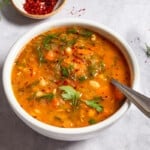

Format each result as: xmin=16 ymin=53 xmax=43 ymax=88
xmin=59 ymin=85 xmax=81 ymax=107
xmin=88 ymin=118 xmax=96 ymax=125
xmin=27 ymin=93 xmax=54 ymax=101
xmin=61 ymin=65 xmax=74 ymax=78
xmin=59 ymin=85 xmax=103 ymax=112
xmin=36 ymin=46 xmax=45 ymax=65
xmin=37 ymin=93 xmax=54 ymax=101
xmin=85 ymin=97 xmax=103 ymax=112
xmin=42 ymin=34 xmax=58 ymax=50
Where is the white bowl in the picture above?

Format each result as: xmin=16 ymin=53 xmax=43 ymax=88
xmin=2 ymin=19 xmax=140 ymax=141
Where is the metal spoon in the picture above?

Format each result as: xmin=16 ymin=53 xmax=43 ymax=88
xmin=111 ymin=78 xmax=150 ymax=118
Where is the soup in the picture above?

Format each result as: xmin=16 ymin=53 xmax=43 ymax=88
xmin=12 ymin=26 xmax=130 ymax=128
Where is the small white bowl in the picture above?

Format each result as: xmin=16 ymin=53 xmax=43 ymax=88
xmin=11 ymin=0 xmax=66 ymax=19
xmin=3 ymin=19 xmax=140 ymax=141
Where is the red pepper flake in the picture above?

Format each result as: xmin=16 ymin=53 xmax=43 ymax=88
xmin=23 ymin=0 xmax=58 ymax=15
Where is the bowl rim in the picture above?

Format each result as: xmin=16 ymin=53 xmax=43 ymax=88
xmin=2 ymin=18 xmax=140 ymax=137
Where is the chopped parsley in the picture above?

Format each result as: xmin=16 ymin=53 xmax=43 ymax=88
xmin=88 ymin=118 xmax=97 ymax=125
xmin=67 ymin=28 xmax=78 ymax=34
xmin=36 ymin=46 xmax=45 ymax=64
xmin=85 ymin=96 xmax=103 ymax=112
xmin=59 ymin=85 xmax=103 ymax=112
xmin=61 ymin=65 xmax=73 ymax=78
xmin=80 ymin=29 xmax=93 ymax=37
xmin=42 ymin=34 xmax=58 ymax=49
xmin=78 ymin=76 xmax=87 ymax=82
xmin=59 ymin=85 xmax=81 ymax=107
xmin=37 ymin=93 xmax=54 ymax=101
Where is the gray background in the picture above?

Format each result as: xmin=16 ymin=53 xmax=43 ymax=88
xmin=0 ymin=0 xmax=150 ymax=149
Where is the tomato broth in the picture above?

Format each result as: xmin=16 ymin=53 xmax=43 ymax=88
xmin=12 ymin=26 xmax=130 ymax=128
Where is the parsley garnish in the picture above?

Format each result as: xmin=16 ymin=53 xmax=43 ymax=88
xmin=42 ymin=34 xmax=58 ymax=50
xmin=80 ymin=29 xmax=93 ymax=37
xmin=67 ymin=28 xmax=78 ymax=34
xmin=27 ymin=93 xmax=54 ymax=101
xmin=37 ymin=93 xmax=54 ymax=101
xmin=61 ymin=65 xmax=74 ymax=78
xmin=60 ymin=38 xmax=77 ymax=47
xmin=67 ymin=39 xmax=77 ymax=47
xmin=61 ymin=66 xmax=70 ymax=77
xmin=59 ymin=86 xmax=104 ymax=112
xmin=78 ymin=76 xmax=87 ymax=82
xmin=36 ymin=46 xmax=45 ymax=64
xmin=99 ymin=61 xmax=105 ymax=72
xmin=87 ymin=64 xmax=98 ymax=77
xmin=59 ymin=85 xmax=81 ymax=107
xmin=85 ymin=97 xmax=103 ymax=112
xmin=88 ymin=118 xmax=96 ymax=125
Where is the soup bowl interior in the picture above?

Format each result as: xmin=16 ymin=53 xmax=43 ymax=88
xmin=2 ymin=19 xmax=139 ymax=141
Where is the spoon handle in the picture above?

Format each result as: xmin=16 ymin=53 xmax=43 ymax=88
xmin=111 ymin=78 xmax=150 ymax=118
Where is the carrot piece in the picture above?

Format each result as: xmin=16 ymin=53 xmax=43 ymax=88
xmin=51 ymin=98 xmax=60 ymax=108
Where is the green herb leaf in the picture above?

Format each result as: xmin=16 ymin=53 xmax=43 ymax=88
xmin=60 ymin=37 xmax=67 ymax=43
xmin=36 ymin=46 xmax=45 ymax=64
xmin=99 ymin=61 xmax=105 ymax=72
xmin=67 ymin=28 xmax=78 ymax=34
xmin=67 ymin=39 xmax=77 ymax=47
xmin=87 ymin=60 xmax=105 ymax=78
xmin=28 ymin=92 xmax=54 ymax=101
xmin=78 ymin=76 xmax=87 ymax=82
xmin=88 ymin=118 xmax=96 ymax=125
xmin=37 ymin=93 xmax=54 ymax=101
xmin=61 ymin=65 xmax=73 ymax=78
xmin=43 ymin=34 xmax=58 ymax=49
xmin=59 ymin=85 xmax=81 ymax=107
xmin=80 ymin=29 xmax=93 ymax=37
xmin=85 ymin=97 xmax=103 ymax=112
xmin=87 ymin=64 xmax=98 ymax=77
xmin=60 ymin=38 xmax=77 ymax=48
xmin=145 ymin=44 xmax=150 ymax=57
xmin=61 ymin=66 xmax=70 ymax=77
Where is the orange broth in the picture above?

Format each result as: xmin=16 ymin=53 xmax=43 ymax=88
xmin=12 ymin=26 xmax=130 ymax=128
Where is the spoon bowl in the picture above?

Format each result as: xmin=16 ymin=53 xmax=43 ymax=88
xmin=111 ymin=78 xmax=150 ymax=118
